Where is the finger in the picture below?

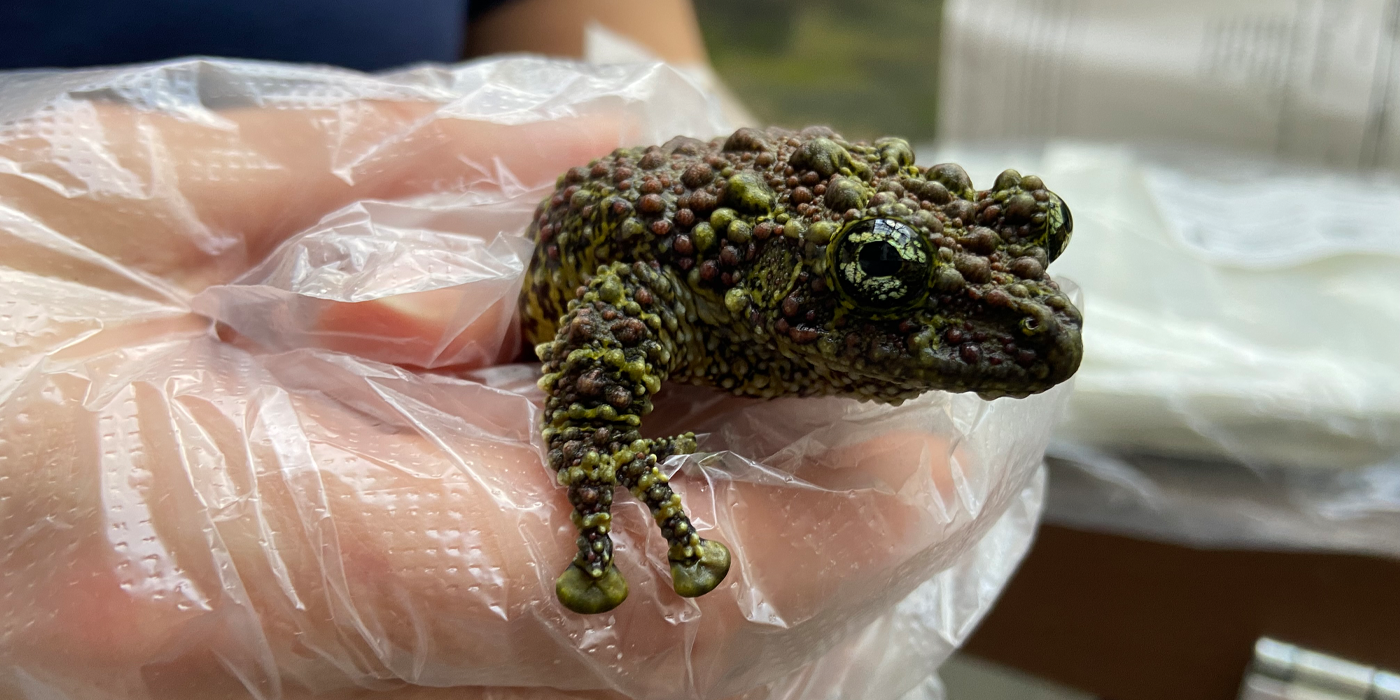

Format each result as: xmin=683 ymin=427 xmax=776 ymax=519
xmin=0 ymin=340 xmax=576 ymax=690
xmin=0 ymin=100 xmax=630 ymax=292
xmin=199 ymin=200 xmax=541 ymax=371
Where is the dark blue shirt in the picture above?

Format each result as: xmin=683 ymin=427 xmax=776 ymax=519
xmin=0 ymin=0 xmax=515 ymax=72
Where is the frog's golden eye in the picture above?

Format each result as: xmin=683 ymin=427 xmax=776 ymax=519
xmin=1045 ymin=192 xmax=1073 ymax=262
xmin=830 ymin=218 xmax=932 ymax=308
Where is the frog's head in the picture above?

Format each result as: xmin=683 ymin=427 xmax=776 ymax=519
xmin=726 ymin=128 xmax=1083 ymax=401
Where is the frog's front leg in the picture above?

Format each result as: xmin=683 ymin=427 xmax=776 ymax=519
xmin=538 ymin=261 xmax=730 ymax=614
xmin=616 ymin=433 xmax=732 ymax=598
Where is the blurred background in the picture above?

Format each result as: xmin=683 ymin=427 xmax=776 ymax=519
xmin=699 ymin=0 xmax=1400 ymax=167
xmin=698 ymin=0 xmax=944 ymax=144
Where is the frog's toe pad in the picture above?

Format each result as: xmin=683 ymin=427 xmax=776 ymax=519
xmin=670 ymin=539 xmax=731 ymax=598
xmin=556 ymin=563 xmax=628 ymax=614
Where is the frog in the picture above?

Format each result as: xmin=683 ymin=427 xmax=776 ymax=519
xmin=520 ymin=126 xmax=1082 ymax=614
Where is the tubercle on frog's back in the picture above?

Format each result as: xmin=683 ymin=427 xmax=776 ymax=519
xmin=523 ymin=202 xmax=667 ymax=347
xmin=525 ymin=180 xmax=768 ymax=344
xmin=524 ymin=203 xmax=785 ymax=399
xmin=525 ymin=142 xmax=775 ymax=311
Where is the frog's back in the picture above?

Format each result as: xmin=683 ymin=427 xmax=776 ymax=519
xmin=521 ymin=137 xmax=723 ymax=346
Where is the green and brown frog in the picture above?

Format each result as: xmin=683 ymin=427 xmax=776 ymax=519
xmin=520 ymin=126 xmax=1082 ymax=614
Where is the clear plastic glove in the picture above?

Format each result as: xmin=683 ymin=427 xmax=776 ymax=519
xmin=0 ymin=58 xmax=1068 ymax=700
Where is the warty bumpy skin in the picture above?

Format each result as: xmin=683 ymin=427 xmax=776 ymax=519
xmin=520 ymin=126 xmax=1084 ymax=614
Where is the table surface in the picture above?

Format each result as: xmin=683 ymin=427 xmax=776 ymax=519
xmin=964 ymin=525 xmax=1400 ymax=700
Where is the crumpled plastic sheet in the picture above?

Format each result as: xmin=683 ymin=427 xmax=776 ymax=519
xmin=0 ymin=57 xmax=1071 ymax=700
xmin=923 ymin=141 xmax=1400 ymax=559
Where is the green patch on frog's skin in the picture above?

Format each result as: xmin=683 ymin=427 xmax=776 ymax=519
xmin=521 ymin=127 xmax=1083 ymax=614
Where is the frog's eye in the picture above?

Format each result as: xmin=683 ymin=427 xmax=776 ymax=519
xmin=1045 ymin=192 xmax=1073 ymax=262
xmin=830 ymin=218 xmax=932 ymax=308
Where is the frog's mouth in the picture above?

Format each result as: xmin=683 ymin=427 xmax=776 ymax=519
xmin=934 ymin=302 xmax=1081 ymax=396
xmin=965 ymin=321 xmax=1082 ymax=399
xmin=837 ymin=301 xmax=1082 ymax=400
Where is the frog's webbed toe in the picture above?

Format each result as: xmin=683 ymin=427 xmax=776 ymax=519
xmin=670 ymin=539 xmax=731 ymax=597
xmin=556 ymin=562 xmax=629 ymax=614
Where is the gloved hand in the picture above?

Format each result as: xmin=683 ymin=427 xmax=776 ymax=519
xmin=0 ymin=59 xmax=1060 ymax=700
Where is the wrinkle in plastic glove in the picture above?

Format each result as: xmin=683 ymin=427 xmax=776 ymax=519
xmin=0 ymin=58 xmax=1069 ymax=700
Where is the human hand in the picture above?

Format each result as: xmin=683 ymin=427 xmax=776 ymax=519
xmin=0 ymin=60 xmax=1056 ymax=700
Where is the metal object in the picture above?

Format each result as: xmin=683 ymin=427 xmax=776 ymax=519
xmin=1240 ymin=638 xmax=1400 ymax=700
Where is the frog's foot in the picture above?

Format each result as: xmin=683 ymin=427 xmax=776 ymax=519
xmin=552 ymin=472 xmax=626 ymax=614
xmin=619 ymin=438 xmax=732 ymax=601
xmin=555 ymin=562 xmax=629 ymax=614
xmin=670 ymin=539 xmax=731 ymax=597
